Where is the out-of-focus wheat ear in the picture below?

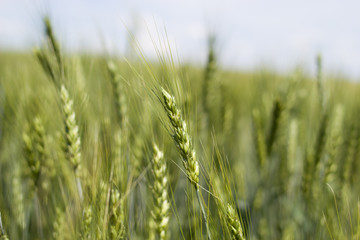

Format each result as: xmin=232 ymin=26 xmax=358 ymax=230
xmin=316 ymin=54 xmax=324 ymax=109
xmin=226 ymin=204 xmax=245 ymax=240
xmin=23 ymin=116 xmax=49 ymax=195
xmin=80 ymin=206 xmax=93 ymax=239
xmin=109 ymin=187 xmax=126 ymax=239
xmin=60 ymin=85 xmax=83 ymax=201
xmin=113 ymin=129 xmax=127 ymax=189
xmin=303 ymin=109 xmax=329 ymax=198
xmin=342 ymin=122 xmax=357 ymax=190
xmin=52 ymin=208 xmax=68 ymax=239
xmin=33 ymin=117 xmax=45 ymax=156
xmin=33 ymin=48 xmax=56 ymax=84
xmin=132 ymin=133 xmax=145 ymax=178
xmin=107 ymin=61 xmax=128 ymax=129
xmin=0 ymin=212 xmax=9 ymax=240
xmin=266 ymin=98 xmax=283 ymax=155
xmin=202 ymin=34 xmax=217 ymax=115
xmin=95 ymin=181 xmax=108 ymax=239
xmin=323 ymin=105 xmax=343 ymax=185
xmin=252 ymin=109 xmax=267 ymax=169
xmin=151 ymin=144 xmax=170 ymax=240
xmin=23 ymin=127 xmax=41 ymax=190
xmin=281 ymin=222 xmax=297 ymax=240
xmin=160 ymin=87 xmax=211 ymax=240
xmin=33 ymin=117 xmax=47 ymax=187
xmin=12 ymin=164 xmax=25 ymax=230
xmin=287 ymin=119 xmax=298 ymax=171
xmin=44 ymin=17 xmax=63 ymax=75
xmin=286 ymin=119 xmax=298 ymax=195
xmin=313 ymin=110 xmax=329 ymax=168
xmin=302 ymin=152 xmax=313 ymax=199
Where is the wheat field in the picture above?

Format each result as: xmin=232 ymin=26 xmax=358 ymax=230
xmin=0 ymin=18 xmax=360 ymax=240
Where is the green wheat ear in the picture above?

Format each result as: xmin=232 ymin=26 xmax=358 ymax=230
xmin=203 ymin=34 xmax=217 ymax=115
xmin=23 ymin=130 xmax=41 ymax=188
xmin=316 ymin=54 xmax=324 ymax=108
xmin=160 ymin=87 xmax=211 ymax=240
xmin=107 ymin=61 xmax=128 ymax=129
xmin=44 ymin=16 xmax=63 ymax=74
xmin=226 ymin=204 xmax=245 ymax=240
xmin=60 ymin=85 xmax=81 ymax=174
xmin=53 ymin=208 xmax=66 ymax=239
xmin=23 ymin=115 xmax=55 ymax=202
xmin=22 ymin=116 xmax=47 ymax=191
xmin=109 ymin=187 xmax=126 ymax=239
xmin=12 ymin=164 xmax=25 ymax=230
xmin=160 ymin=87 xmax=199 ymax=186
xmin=151 ymin=144 xmax=170 ymax=240
xmin=34 ymin=48 xmax=56 ymax=83
xmin=266 ymin=98 xmax=284 ymax=154
xmin=252 ymin=109 xmax=267 ymax=169
xmin=60 ymin=84 xmax=83 ymax=201
xmin=80 ymin=206 xmax=92 ymax=239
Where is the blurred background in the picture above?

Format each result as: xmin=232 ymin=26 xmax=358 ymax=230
xmin=1 ymin=0 xmax=360 ymax=79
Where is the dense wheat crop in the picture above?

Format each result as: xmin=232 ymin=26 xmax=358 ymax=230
xmin=1 ymin=18 xmax=360 ymax=239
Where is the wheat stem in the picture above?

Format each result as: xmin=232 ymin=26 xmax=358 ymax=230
xmin=196 ymin=188 xmax=212 ymax=240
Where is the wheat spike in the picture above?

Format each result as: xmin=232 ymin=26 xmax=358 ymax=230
xmin=151 ymin=144 xmax=170 ymax=240
xmin=60 ymin=85 xmax=83 ymax=201
xmin=161 ymin=87 xmax=211 ymax=240
xmin=226 ymin=204 xmax=245 ymax=240
xmin=161 ymin=87 xmax=199 ymax=186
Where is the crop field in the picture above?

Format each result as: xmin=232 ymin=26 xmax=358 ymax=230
xmin=1 ymin=18 xmax=360 ymax=240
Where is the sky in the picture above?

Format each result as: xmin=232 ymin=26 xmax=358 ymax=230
xmin=1 ymin=0 xmax=360 ymax=78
